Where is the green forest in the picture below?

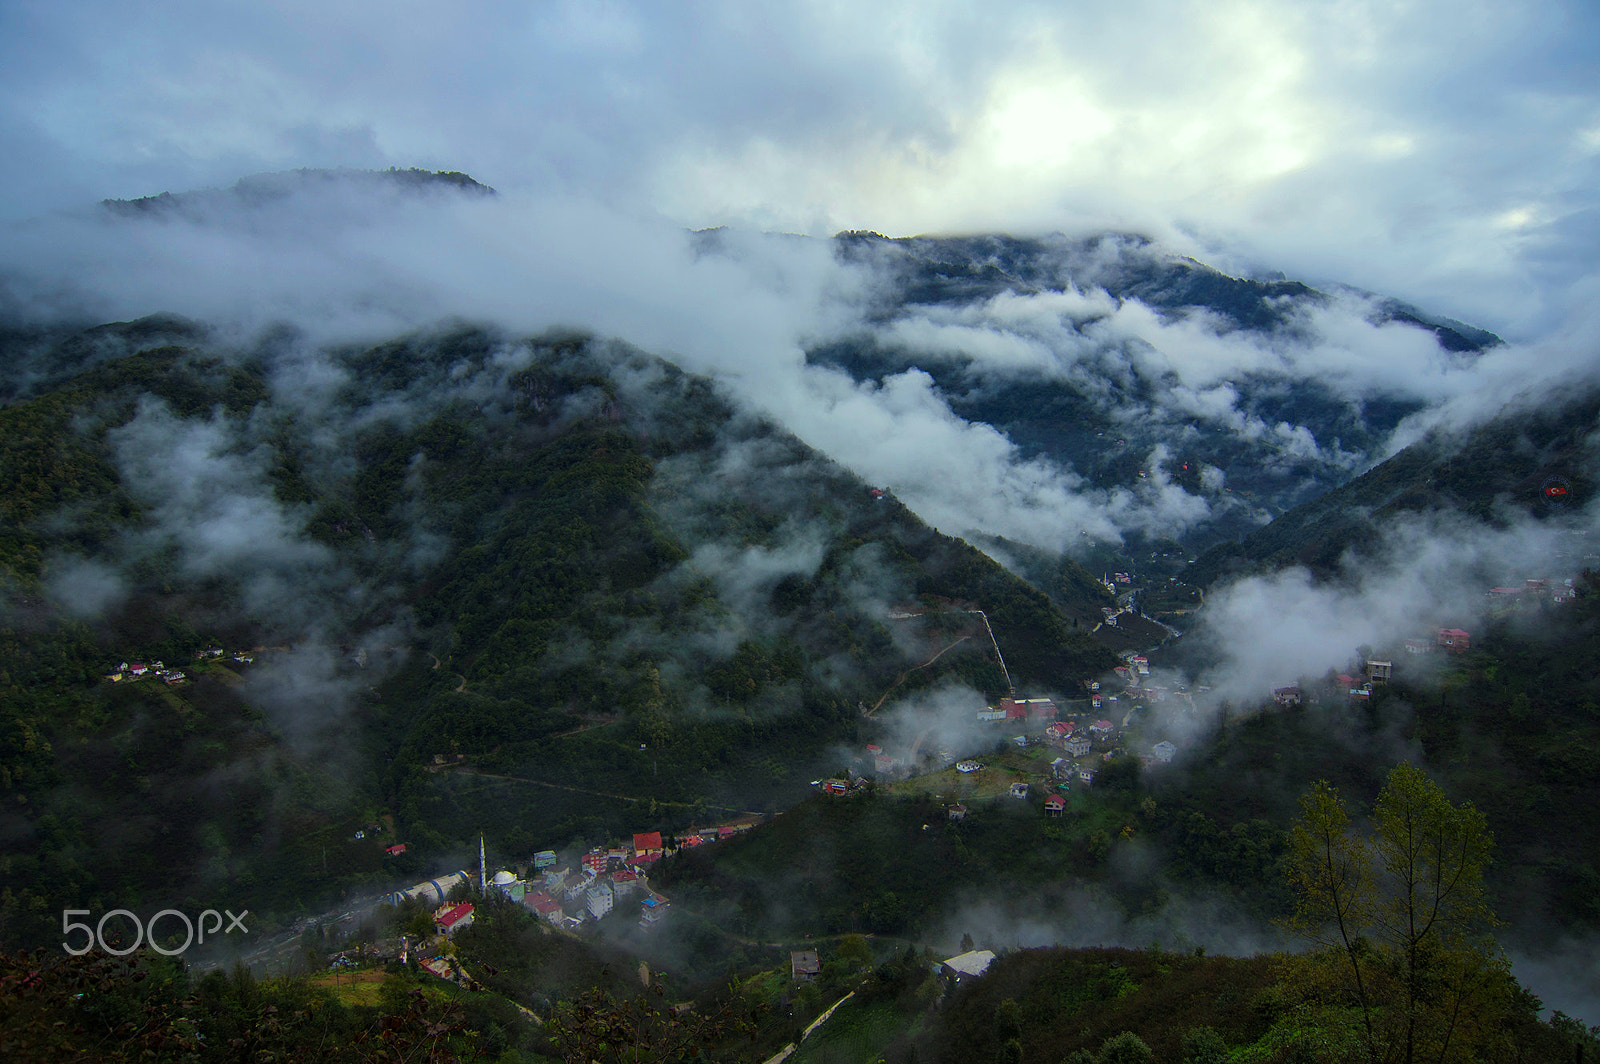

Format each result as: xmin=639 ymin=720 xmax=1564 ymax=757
xmin=0 ymin=318 xmax=1117 ymax=950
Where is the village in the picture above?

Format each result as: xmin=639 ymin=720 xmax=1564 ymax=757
xmin=99 ymin=644 xmax=256 ymax=686
xmin=152 ymin=561 xmax=1594 ymax=996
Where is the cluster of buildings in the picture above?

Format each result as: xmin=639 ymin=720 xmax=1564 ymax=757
xmin=488 ymin=835 xmax=675 ymax=932
xmin=469 ymin=823 xmax=757 ymax=934
xmin=1484 ymin=577 xmax=1578 ymax=611
xmin=102 ymin=659 xmax=188 ymax=686
xmin=101 ymin=645 xmax=255 ymax=686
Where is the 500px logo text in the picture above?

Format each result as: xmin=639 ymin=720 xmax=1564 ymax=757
xmin=62 ymin=908 xmax=249 ymax=956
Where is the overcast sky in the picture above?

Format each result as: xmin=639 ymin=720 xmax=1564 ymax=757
xmin=3 ymin=0 xmax=1598 ymax=340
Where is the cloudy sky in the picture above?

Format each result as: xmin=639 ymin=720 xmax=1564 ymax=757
xmin=4 ymin=0 xmax=1599 ymax=340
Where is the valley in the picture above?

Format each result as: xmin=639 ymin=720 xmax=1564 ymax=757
xmin=0 ymin=183 xmax=1596 ymax=1059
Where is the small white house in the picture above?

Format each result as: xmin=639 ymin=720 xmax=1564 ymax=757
xmin=941 ymin=949 xmax=995 ymax=983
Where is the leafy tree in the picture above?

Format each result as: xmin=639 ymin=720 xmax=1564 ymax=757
xmin=835 ymin=934 xmax=873 ymax=972
xmin=1284 ymin=763 xmax=1509 ymax=1064
xmin=1181 ymin=1026 xmax=1228 ymax=1064
xmin=1096 ymin=1031 xmax=1153 ymax=1064
xmin=995 ymin=997 xmax=1022 ymax=1042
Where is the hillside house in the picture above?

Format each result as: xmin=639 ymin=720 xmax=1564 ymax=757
xmin=1438 ymin=628 xmax=1470 ymax=651
xmin=947 ymin=803 xmax=968 ymax=821
xmin=1404 ymin=639 xmax=1432 ymax=655
xmin=1009 ymin=782 xmax=1029 ymax=799
xmin=791 ymin=950 xmax=821 ymax=982
xmin=1044 ymin=794 xmax=1066 ymax=817
xmin=1273 ymin=685 xmax=1302 ymax=706
xmin=639 ymin=894 xmax=668 ymax=930
xmin=1023 ymin=698 xmax=1058 ymax=723
xmin=1364 ymin=660 xmax=1392 ymax=685
xmin=1089 ymin=720 xmax=1114 ymax=740
xmin=611 ymin=869 xmax=640 ymax=898
xmin=1050 ymin=757 xmax=1073 ymax=780
xmin=633 ymin=832 xmax=663 ymax=858
xmin=385 ymin=843 xmax=406 ymax=856
xmin=955 ymin=760 xmax=983 ymax=773
xmin=822 ymin=778 xmax=850 ymax=795
xmin=433 ymin=903 xmax=474 ymax=936
xmin=523 ymin=891 xmax=563 ymax=925
xmin=583 ymin=849 xmax=608 ymax=874
xmin=1078 ymin=766 xmax=1097 ymax=784
xmin=1067 ymin=736 xmax=1092 ymax=758
xmin=941 ymin=949 xmax=996 ymax=984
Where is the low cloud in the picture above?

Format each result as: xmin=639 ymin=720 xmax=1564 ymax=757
xmin=43 ymin=555 xmax=128 ymax=619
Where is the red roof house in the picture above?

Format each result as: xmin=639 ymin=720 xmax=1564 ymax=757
xmin=385 ymin=843 xmax=407 ymax=856
xmin=1025 ymin=699 xmax=1058 ymax=723
xmin=633 ymin=832 xmax=662 ymax=857
xmin=1044 ymin=794 xmax=1066 ymax=817
xmin=1438 ymin=628 xmax=1470 ymax=650
xmin=522 ymin=892 xmax=563 ymax=923
xmin=434 ymin=903 xmax=474 ymax=935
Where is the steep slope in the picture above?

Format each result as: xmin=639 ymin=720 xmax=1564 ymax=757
xmin=1187 ymin=385 xmax=1599 ymax=586
xmin=809 ymin=231 xmax=1503 ymax=559
xmin=0 ymin=316 xmax=1116 ymax=948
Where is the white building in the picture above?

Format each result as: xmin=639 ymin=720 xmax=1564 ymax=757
xmin=586 ymin=881 xmax=613 ymax=920
xmin=941 ymin=949 xmax=995 ymax=983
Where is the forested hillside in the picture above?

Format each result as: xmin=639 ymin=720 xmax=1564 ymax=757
xmin=1188 ymin=386 xmax=1598 ymax=586
xmin=0 ymin=316 xmax=1116 ymax=950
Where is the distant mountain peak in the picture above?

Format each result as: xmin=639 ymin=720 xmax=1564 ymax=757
xmin=101 ymin=167 xmax=496 ymax=216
